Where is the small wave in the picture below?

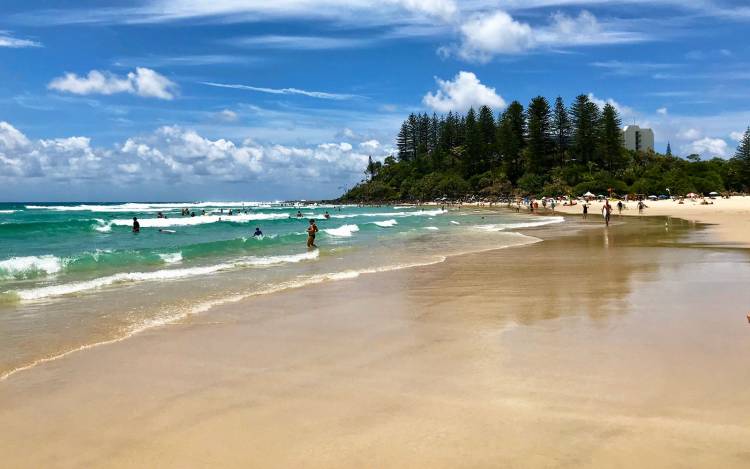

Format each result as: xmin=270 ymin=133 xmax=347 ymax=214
xmin=473 ymin=216 xmax=564 ymax=232
xmin=329 ymin=209 xmax=445 ymax=219
xmin=0 ymin=255 xmax=64 ymax=280
xmin=158 ymin=252 xmax=183 ymax=264
xmin=450 ymin=221 xmax=460 ymax=225
xmin=93 ymin=219 xmax=112 ymax=232
xmin=324 ymin=224 xmax=360 ymax=237
xmin=424 ymin=226 xmax=439 ymax=231
xmin=0 ymin=210 xmax=17 ymax=214
xmin=373 ymin=219 xmax=398 ymax=228
xmin=11 ymin=251 xmax=319 ymax=301
xmin=25 ymin=202 xmax=280 ymax=212
xmin=111 ymin=213 xmax=289 ymax=228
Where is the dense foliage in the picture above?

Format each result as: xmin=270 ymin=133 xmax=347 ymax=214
xmin=343 ymin=94 xmax=750 ymax=201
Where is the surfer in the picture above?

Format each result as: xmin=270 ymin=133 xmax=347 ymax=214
xmin=132 ymin=217 xmax=140 ymax=233
xmin=307 ymin=219 xmax=318 ymax=248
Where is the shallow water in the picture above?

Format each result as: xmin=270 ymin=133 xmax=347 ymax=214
xmin=0 ymin=202 xmax=563 ymax=378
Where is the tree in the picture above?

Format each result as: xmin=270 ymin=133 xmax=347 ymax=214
xmin=365 ymin=156 xmax=382 ymax=181
xmin=525 ymin=96 xmax=553 ymax=174
xmin=732 ymin=126 xmax=750 ymax=188
xmin=666 ymin=142 xmax=672 ymax=157
xmin=598 ymin=103 xmax=625 ymax=172
xmin=464 ymin=107 xmax=482 ymax=177
xmin=477 ymin=105 xmax=497 ymax=172
xmin=498 ymin=101 xmax=526 ymax=183
xmin=551 ymin=96 xmax=571 ymax=166
xmin=569 ymin=94 xmax=600 ymax=164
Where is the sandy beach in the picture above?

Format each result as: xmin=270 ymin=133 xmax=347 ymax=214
xmin=2 ymin=216 xmax=750 ymax=468
xmin=547 ymin=195 xmax=750 ymax=247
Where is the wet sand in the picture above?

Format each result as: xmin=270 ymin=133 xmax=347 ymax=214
xmin=2 ymin=217 xmax=750 ymax=468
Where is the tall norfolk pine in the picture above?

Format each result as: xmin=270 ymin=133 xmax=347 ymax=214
xmin=343 ymin=95 xmax=750 ymax=201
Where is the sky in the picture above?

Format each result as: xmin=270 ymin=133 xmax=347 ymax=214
xmin=1 ymin=0 xmax=750 ymax=201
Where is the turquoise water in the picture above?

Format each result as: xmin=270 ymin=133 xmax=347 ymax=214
xmin=0 ymin=201 xmax=563 ymax=379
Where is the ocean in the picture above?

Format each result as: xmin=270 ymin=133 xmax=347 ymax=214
xmin=0 ymin=202 xmax=563 ymax=379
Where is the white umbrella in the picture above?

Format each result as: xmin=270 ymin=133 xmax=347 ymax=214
xmin=709 ymin=191 xmax=719 ymax=195
xmin=583 ymin=191 xmax=595 ymax=197
xmin=648 ymin=195 xmax=658 ymax=199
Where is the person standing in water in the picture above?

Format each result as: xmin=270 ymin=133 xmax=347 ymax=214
xmin=132 ymin=217 xmax=140 ymax=233
xmin=602 ymin=201 xmax=612 ymax=226
xmin=307 ymin=219 xmax=318 ymax=248
xmin=253 ymin=227 xmax=263 ymax=237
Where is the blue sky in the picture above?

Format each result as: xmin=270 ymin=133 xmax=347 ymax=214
xmin=1 ymin=0 xmax=750 ymax=201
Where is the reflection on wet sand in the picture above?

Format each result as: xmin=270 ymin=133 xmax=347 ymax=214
xmin=2 ymin=216 xmax=750 ymax=468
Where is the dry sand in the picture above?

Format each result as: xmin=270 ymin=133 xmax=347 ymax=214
xmin=2 ymin=217 xmax=750 ymax=468
xmin=547 ymin=195 xmax=750 ymax=247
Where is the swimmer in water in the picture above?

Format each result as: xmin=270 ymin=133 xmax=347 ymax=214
xmin=253 ymin=227 xmax=263 ymax=237
xmin=132 ymin=217 xmax=140 ymax=233
xmin=307 ymin=219 xmax=318 ymax=248
xmin=296 ymin=210 xmax=303 ymax=218
xmin=324 ymin=211 xmax=330 ymax=219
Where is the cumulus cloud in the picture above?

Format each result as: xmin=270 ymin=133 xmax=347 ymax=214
xmin=48 ymin=67 xmax=177 ymax=100
xmin=455 ymin=10 xmax=644 ymax=61
xmin=586 ymin=93 xmax=633 ymax=117
xmin=423 ymin=71 xmax=506 ymax=113
xmin=682 ymin=137 xmax=728 ymax=157
xmin=730 ymin=131 xmax=746 ymax=142
xmin=678 ymin=128 xmax=702 ymax=140
xmin=0 ymin=32 xmax=42 ymax=48
xmin=0 ymin=121 xmax=387 ymax=187
xmin=360 ymin=139 xmax=380 ymax=150
xmin=657 ymin=107 xmax=668 ymax=115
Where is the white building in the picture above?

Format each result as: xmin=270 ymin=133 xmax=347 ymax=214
xmin=622 ymin=125 xmax=654 ymax=152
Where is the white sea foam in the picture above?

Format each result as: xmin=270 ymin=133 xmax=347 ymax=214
xmin=158 ymin=252 xmax=183 ymax=264
xmin=111 ymin=212 xmax=289 ymax=228
xmin=0 ymin=210 xmax=17 ymax=214
xmin=324 ymin=224 xmax=360 ymax=237
xmin=330 ymin=209 xmax=445 ymax=219
xmin=450 ymin=220 xmax=460 ymax=225
xmin=0 ymin=255 xmax=64 ymax=279
xmin=25 ymin=201 xmax=284 ymax=212
xmin=93 ymin=219 xmax=112 ymax=232
xmin=12 ymin=251 xmax=319 ymax=301
xmin=473 ymin=216 xmax=565 ymax=232
xmin=424 ymin=226 xmax=439 ymax=230
xmin=373 ymin=219 xmax=398 ymax=227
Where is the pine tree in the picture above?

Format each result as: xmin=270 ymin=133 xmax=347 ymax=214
xmin=525 ymin=96 xmax=553 ymax=174
xmin=464 ymin=108 xmax=482 ymax=177
xmin=477 ymin=105 xmax=497 ymax=173
xmin=733 ymin=127 xmax=750 ymax=187
xmin=666 ymin=142 xmax=672 ymax=157
xmin=551 ymin=96 xmax=571 ymax=166
xmin=396 ymin=121 xmax=410 ymax=161
xmin=498 ymin=101 xmax=526 ymax=183
xmin=569 ymin=94 xmax=600 ymax=164
xmin=598 ymin=103 xmax=624 ymax=172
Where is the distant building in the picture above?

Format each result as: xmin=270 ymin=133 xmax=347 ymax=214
xmin=622 ymin=125 xmax=654 ymax=152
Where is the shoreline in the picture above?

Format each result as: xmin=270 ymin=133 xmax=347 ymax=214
xmin=2 ymin=214 xmax=750 ymax=467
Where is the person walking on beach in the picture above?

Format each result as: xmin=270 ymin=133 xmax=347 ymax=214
xmin=617 ymin=200 xmax=623 ymax=215
xmin=307 ymin=219 xmax=318 ymax=248
xmin=602 ymin=201 xmax=612 ymax=226
xmin=550 ymin=199 xmax=556 ymax=213
xmin=638 ymin=200 xmax=646 ymax=214
xmin=132 ymin=217 xmax=140 ymax=233
xmin=582 ymin=204 xmax=588 ymax=219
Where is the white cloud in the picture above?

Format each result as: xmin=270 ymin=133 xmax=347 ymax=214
xmin=48 ymin=67 xmax=177 ymax=100
xmin=677 ymin=128 xmax=702 ymax=140
xmin=657 ymin=107 xmax=668 ymax=115
xmin=229 ymin=35 xmax=374 ymax=50
xmin=730 ymin=131 xmax=745 ymax=142
xmin=456 ymin=10 xmax=645 ymax=61
xmin=587 ymin=93 xmax=634 ymax=117
xmin=0 ymin=121 xmax=387 ymax=187
xmin=682 ymin=137 xmax=728 ymax=157
xmin=0 ymin=32 xmax=42 ymax=48
xmin=218 ymin=109 xmax=239 ymax=122
xmin=360 ymin=139 xmax=380 ymax=150
xmin=202 ymin=81 xmax=357 ymax=100
xmin=423 ymin=71 xmax=506 ymax=113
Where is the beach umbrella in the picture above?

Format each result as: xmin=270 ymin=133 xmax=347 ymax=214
xmin=648 ymin=195 xmax=658 ymax=199
xmin=583 ymin=191 xmax=594 ymax=197
xmin=709 ymin=191 xmax=719 ymax=195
